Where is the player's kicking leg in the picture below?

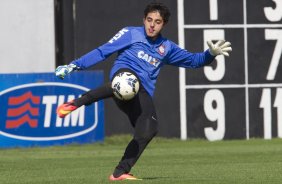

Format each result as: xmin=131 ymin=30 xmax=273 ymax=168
xmin=56 ymin=82 xmax=113 ymax=118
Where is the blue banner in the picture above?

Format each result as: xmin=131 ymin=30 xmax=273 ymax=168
xmin=0 ymin=71 xmax=104 ymax=148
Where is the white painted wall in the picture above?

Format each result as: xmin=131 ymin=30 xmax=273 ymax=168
xmin=0 ymin=0 xmax=55 ymax=73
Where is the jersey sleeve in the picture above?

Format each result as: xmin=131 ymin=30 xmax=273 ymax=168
xmin=71 ymin=27 xmax=132 ymax=69
xmin=165 ymin=41 xmax=215 ymax=68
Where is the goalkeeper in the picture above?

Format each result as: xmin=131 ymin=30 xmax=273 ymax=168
xmin=55 ymin=2 xmax=232 ymax=181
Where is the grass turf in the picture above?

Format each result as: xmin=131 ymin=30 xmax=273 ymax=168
xmin=0 ymin=135 xmax=282 ymax=184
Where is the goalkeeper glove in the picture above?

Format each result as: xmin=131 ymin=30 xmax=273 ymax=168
xmin=55 ymin=64 xmax=79 ymax=79
xmin=207 ymin=40 xmax=232 ymax=57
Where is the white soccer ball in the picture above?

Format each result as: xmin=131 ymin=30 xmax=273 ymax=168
xmin=111 ymin=72 xmax=140 ymax=100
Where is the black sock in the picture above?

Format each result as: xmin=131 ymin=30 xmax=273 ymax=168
xmin=73 ymin=82 xmax=113 ymax=107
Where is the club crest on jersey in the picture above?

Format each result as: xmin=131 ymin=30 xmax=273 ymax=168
xmin=158 ymin=44 xmax=165 ymax=55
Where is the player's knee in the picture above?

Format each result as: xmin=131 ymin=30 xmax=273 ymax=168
xmin=134 ymin=117 xmax=158 ymax=141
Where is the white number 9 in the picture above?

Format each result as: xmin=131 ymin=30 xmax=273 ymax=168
xmin=204 ymin=89 xmax=226 ymax=141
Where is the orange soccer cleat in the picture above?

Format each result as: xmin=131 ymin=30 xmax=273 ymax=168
xmin=56 ymin=100 xmax=78 ymax=118
xmin=109 ymin=173 xmax=142 ymax=181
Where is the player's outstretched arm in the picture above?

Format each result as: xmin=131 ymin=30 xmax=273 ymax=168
xmin=55 ymin=64 xmax=79 ymax=79
xmin=207 ymin=40 xmax=232 ymax=57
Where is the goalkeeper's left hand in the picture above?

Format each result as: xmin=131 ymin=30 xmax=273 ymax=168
xmin=207 ymin=40 xmax=232 ymax=57
xmin=55 ymin=64 xmax=78 ymax=79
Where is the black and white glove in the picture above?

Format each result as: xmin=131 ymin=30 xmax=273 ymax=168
xmin=55 ymin=64 xmax=79 ymax=79
xmin=207 ymin=40 xmax=232 ymax=57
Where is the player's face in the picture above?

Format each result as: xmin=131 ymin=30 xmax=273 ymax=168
xmin=143 ymin=11 xmax=165 ymax=40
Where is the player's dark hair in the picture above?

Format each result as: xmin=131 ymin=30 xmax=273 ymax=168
xmin=144 ymin=2 xmax=171 ymax=24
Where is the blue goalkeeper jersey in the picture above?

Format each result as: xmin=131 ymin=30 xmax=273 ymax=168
xmin=71 ymin=26 xmax=215 ymax=97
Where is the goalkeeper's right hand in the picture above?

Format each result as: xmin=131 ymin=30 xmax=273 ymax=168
xmin=55 ymin=64 xmax=78 ymax=79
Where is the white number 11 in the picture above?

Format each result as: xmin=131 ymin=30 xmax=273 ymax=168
xmin=259 ymin=88 xmax=282 ymax=139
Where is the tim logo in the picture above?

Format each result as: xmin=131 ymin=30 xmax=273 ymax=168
xmin=0 ymin=83 xmax=98 ymax=141
xmin=6 ymin=91 xmax=40 ymax=129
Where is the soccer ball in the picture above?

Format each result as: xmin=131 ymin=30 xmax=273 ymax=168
xmin=111 ymin=72 xmax=140 ymax=100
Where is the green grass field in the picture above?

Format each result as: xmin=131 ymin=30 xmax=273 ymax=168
xmin=1 ymin=135 xmax=282 ymax=184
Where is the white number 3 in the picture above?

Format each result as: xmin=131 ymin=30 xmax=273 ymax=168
xmin=264 ymin=0 xmax=282 ymax=22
